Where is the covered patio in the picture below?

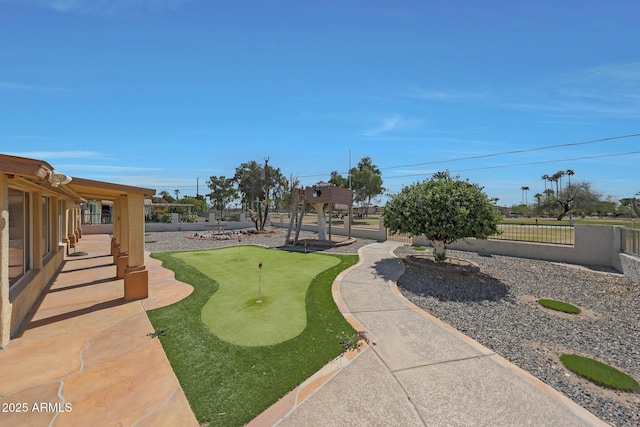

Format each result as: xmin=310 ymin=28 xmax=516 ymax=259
xmin=0 ymin=233 xmax=197 ymax=425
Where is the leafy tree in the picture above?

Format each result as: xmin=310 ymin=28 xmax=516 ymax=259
xmin=156 ymin=190 xmax=174 ymax=203
xmin=234 ymin=159 xmax=284 ymax=231
xmin=180 ymin=196 xmax=207 ymax=213
xmin=350 ymin=157 xmax=384 ymax=215
xmin=207 ymin=176 xmax=238 ymax=219
xmin=383 ymin=171 xmax=501 ymax=261
xmin=328 ymin=171 xmax=349 ymax=188
xmin=281 ymin=175 xmax=300 ymax=211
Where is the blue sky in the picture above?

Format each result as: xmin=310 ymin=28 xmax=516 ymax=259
xmin=1 ymin=0 xmax=639 ymax=206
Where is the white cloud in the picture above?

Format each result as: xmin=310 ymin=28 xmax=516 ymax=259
xmin=362 ymin=115 xmax=404 ymax=136
xmin=362 ymin=115 xmax=424 ymax=137
xmin=0 ymin=81 xmax=69 ymax=92
xmin=398 ymin=85 xmax=487 ymax=102
xmin=57 ymin=164 xmax=161 ymax=172
xmin=503 ymin=62 xmax=640 ymax=118
xmin=7 ymin=150 xmax=103 ymax=159
xmin=3 ymin=0 xmax=193 ymax=16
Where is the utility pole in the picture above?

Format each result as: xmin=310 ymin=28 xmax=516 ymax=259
xmin=196 ymin=177 xmax=199 ymax=198
xmin=264 ymin=157 xmax=269 ymax=199
xmin=348 ymin=150 xmax=352 ymax=189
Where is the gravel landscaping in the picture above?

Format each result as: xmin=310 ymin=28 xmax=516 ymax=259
xmin=144 ymin=228 xmax=374 ymax=255
xmin=394 ymin=245 xmax=640 ymax=427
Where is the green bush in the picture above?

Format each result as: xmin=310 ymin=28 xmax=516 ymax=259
xmin=183 ymin=213 xmax=199 ymax=223
xmin=159 ymin=212 xmax=173 ymax=223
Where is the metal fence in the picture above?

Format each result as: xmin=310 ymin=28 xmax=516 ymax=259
xmin=489 ymin=223 xmax=574 ymax=245
xmin=386 ymin=231 xmax=412 ymax=243
xmin=621 ymin=227 xmax=640 ymax=256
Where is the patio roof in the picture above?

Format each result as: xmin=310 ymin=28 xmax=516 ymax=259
xmin=68 ymin=177 xmax=155 ymax=201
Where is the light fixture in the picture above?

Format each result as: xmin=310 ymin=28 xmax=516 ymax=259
xmin=50 ymin=170 xmax=72 ymax=187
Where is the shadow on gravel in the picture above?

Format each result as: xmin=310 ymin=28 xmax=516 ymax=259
xmin=399 ymin=267 xmax=510 ymax=302
xmin=371 ymin=258 xmax=406 ymax=282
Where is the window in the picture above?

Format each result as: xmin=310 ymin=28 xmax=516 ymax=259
xmin=9 ymin=188 xmax=30 ymax=286
xmin=42 ymin=196 xmax=50 ymax=257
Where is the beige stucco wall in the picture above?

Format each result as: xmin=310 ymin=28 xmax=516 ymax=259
xmin=412 ymin=224 xmax=623 ymax=272
xmin=9 ymin=248 xmax=65 ymax=337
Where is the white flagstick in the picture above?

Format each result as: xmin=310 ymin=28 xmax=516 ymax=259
xmin=257 ymin=262 xmax=263 ymax=303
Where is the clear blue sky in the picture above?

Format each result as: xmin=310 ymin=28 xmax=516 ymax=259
xmin=2 ymin=0 xmax=639 ymax=206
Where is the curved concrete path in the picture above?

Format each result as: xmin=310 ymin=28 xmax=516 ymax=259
xmin=275 ymin=241 xmax=607 ymax=427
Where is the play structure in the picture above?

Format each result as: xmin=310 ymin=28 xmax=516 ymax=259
xmin=285 ymin=183 xmax=355 ymax=247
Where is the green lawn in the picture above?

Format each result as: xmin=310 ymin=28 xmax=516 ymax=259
xmin=148 ymin=246 xmax=358 ymax=426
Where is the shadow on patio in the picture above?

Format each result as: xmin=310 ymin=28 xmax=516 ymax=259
xmin=0 ymin=234 xmax=198 ymax=426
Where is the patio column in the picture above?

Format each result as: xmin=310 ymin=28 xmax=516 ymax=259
xmin=0 ymin=174 xmax=12 ymax=348
xmin=116 ymin=195 xmax=129 ymax=279
xmin=64 ymin=200 xmax=75 ymax=255
xmin=111 ymin=198 xmax=121 ymax=260
xmin=124 ymin=193 xmax=148 ymax=301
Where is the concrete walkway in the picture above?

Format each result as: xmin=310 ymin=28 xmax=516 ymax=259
xmin=274 ymin=241 xmax=607 ymax=427
xmin=0 ymin=234 xmax=198 ymax=427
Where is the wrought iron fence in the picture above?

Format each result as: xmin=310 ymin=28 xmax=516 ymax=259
xmin=489 ymin=223 xmax=574 ymax=245
xmin=387 ymin=231 xmax=412 ymax=243
xmin=621 ymin=227 xmax=640 ymax=256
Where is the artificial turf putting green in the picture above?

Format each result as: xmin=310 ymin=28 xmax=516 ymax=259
xmin=148 ymin=247 xmax=358 ymax=426
xmin=173 ymin=246 xmax=339 ymax=346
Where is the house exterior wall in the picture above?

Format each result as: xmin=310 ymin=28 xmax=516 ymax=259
xmin=0 ymin=174 xmax=73 ymax=348
xmin=0 ymin=154 xmax=155 ymax=348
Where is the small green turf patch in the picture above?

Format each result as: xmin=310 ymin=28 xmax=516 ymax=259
xmin=145 ymin=240 xmax=157 ymax=244
xmin=537 ymin=298 xmax=581 ymax=314
xmin=413 ymin=246 xmax=426 ymax=251
xmin=560 ymin=354 xmax=639 ymax=391
xmin=148 ymin=246 xmax=358 ymax=426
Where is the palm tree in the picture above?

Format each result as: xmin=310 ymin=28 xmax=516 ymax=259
xmin=565 ymin=169 xmax=574 ymax=195
xmin=550 ymin=171 xmax=563 ymax=198
xmin=174 ymin=189 xmax=180 ymax=201
xmin=543 ymin=188 xmax=555 ymax=216
xmin=521 ymin=186 xmax=530 ymax=206
xmin=555 ymin=170 xmax=566 ymax=196
xmin=534 ymin=193 xmax=542 ymax=217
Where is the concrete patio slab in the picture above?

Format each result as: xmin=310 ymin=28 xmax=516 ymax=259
xmin=395 ymin=355 xmax=592 ymax=426
xmin=356 ymin=308 xmax=488 ymax=371
xmin=277 ymin=349 xmax=424 ymax=427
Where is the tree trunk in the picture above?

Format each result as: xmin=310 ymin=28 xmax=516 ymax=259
xmin=313 ymin=203 xmax=328 ymax=240
xmin=430 ymin=240 xmax=447 ymax=262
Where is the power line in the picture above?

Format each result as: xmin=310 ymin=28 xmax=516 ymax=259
xmin=383 ymin=150 xmax=640 ymax=180
xmin=296 ymin=133 xmax=640 ymax=179
xmin=380 ymin=133 xmax=640 ymax=171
